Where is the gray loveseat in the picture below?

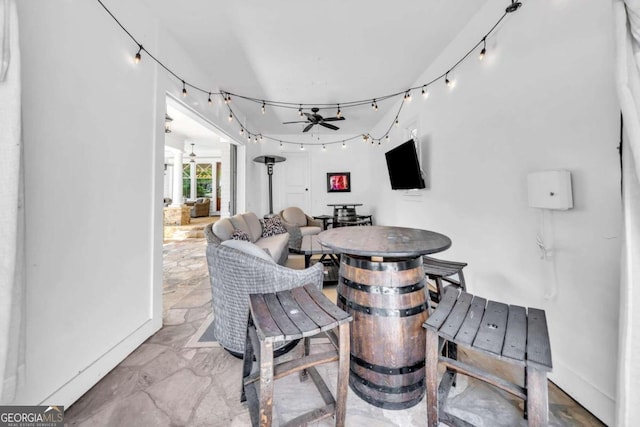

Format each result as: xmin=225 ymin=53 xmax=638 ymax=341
xmin=206 ymin=212 xmax=289 ymax=265
xmin=204 ymin=213 xmax=324 ymax=356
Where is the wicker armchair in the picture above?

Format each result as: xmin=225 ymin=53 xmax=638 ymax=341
xmin=279 ymin=207 xmax=323 ymax=251
xmin=205 ymin=240 xmax=324 ymax=356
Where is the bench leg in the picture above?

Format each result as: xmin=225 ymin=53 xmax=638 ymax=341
xmin=426 ymin=328 xmax=439 ymax=427
xmin=300 ymin=337 xmax=310 ymax=381
xmin=526 ymin=367 xmax=549 ymax=427
xmin=258 ymin=341 xmax=274 ymax=427
xmin=241 ymin=318 xmax=255 ymax=403
xmin=335 ymin=322 xmax=350 ymax=427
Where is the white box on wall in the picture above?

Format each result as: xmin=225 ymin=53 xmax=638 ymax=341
xmin=527 ymin=170 xmax=573 ymax=210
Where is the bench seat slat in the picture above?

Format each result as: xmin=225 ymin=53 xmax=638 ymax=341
xmin=304 ymin=283 xmax=351 ymax=323
xmin=277 ymin=290 xmax=320 ymax=338
xmin=264 ymin=292 xmax=302 ymax=340
xmin=424 ymin=287 xmax=460 ymax=330
xmin=454 ymin=295 xmax=486 ymax=346
xmin=290 ymin=286 xmax=335 ymax=330
xmin=502 ymin=305 xmax=527 ymax=362
xmin=527 ymin=308 xmax=553 ymax=371
xmin=473 ymin=300 xmax=508 ymax=355
xmin=249 ymin=294 xmax=283 ymax=341
xmin=439 ymin=292 xmax=473 ymax=340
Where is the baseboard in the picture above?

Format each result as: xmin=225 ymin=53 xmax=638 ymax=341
xmin=39 ymin=319 xmax=161 ymax=408
xmin=550 ymin=358 xmax=614 ymax=425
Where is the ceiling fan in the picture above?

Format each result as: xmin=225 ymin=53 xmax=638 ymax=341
xmin=283 ymin=107 xmax=345 ymax=132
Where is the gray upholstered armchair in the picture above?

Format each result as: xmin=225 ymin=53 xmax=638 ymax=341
xmin=279 ymin=206 xmax=322 ymax=251
xmin=204 ymin=228 xmax=324 ymax=356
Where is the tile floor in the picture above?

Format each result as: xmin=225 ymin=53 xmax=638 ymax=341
xmin=64 ymin=238 xmax=605 ymax=426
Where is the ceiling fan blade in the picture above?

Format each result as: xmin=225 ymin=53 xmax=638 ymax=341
xmin=303 ymin=112 xmax=315 ymax=120
xmin=303 ymin=123 xmax=315 ymax=132
xmin=319 ymin=122 xmax=339 ymax=131
xmin=283 ymin=121 xmax=309 ymax=124
xmin=322 ymin=117 xmax=345 ymax=122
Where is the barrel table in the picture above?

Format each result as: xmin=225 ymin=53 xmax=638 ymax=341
xmin=318 ymin=226 xmax=452 ymax=410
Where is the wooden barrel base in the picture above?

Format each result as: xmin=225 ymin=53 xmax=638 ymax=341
xmin=338 ymin=254 xmax=428 ymax=410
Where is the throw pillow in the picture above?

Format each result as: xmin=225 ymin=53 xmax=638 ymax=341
xmin=260 ymin=215 xmax=287 ymax=237
xmin=231 ymin=229 xmax=250 ymax=241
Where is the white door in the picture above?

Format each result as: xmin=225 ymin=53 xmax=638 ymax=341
xmin=281 ymin=151 xmax=311 ymax=212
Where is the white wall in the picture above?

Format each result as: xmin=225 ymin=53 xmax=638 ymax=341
xmin=16 ymin=0 xmax=164 ymax=406
xmin=14 ymin=0 xmax=251 ymax=407
xmin=369 ymin=0 xmax=620 ymax=423
xmin=248 ymin=136 xmax=377 ymax=219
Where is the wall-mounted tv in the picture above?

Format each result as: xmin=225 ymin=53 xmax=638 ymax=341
xmin=385 ymin=139 xmax=426 ymax=190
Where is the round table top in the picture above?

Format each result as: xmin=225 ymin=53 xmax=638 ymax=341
xmin=318 ymin=225 xmax=451 ymax=258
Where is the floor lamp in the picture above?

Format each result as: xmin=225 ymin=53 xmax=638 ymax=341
xmin=253 ymin=155 xmax=286 ymax=216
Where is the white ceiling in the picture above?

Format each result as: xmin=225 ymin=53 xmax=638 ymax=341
xmin=144 ymin=0 xmax=489 ymax=138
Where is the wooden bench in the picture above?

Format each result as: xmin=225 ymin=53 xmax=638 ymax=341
xmin=423 ymin=288 xmax=553 ymax=427
xmin=422 ymin=256 xmax=467 ymax=311
xmin=241 ymin=283 xmax=352 ymax=427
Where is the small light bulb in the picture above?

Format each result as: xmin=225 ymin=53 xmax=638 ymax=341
xmin=228 ymin=113 xmax=233 ymax=122
xmin=259 ymin=134 xmax=263 ymax=142
xmin=395 ymin=119 xmax=399 ymax=127
xmin=300 ymin=144 xmax=304 ymax=150
xmin=479 ymin=48 xmax=486 ymax=60
xmin=385 ymin=135 xmax=390 ymax=141
xmin=342 ymin=142 xmax=346 ymax=149
xmin=322 ymin=144 xmax=326 ymax=151
xmin=134 ymin=45 xmax=142 ymax=63
xmin=261 ymin=102 xmax=266 ymax=114
xmin=279 ymin=142 xmax=284 ymax=149
xmin=254 ymin=136 xmax=258 ymax=143
xmin=208 ymin=93 xmax=212 ymax=105
xmin=372 ymin=99 xmax=378 ymax=111
xmin=239 ymin=128 xmax=244 ymax=135
xmin=336 ymin=105 xmax=342 ymax=118
xmin=225 ymin=95 xmax=230 ymax=104
xmin=182 ymin=81 xmax=187 ymax=97
xmin=247 ymin=134 xmax=251 ymax=142
xmin=405 ymin=91 xmax=412 ymax=102
xmin=299 ymin=105 xmax=303 ymax=117
xmin=422 ymin=86 xmax=429 ymax=99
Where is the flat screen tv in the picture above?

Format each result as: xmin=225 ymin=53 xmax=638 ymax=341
xmin=385 ymin=139 xmax=426 ymax=190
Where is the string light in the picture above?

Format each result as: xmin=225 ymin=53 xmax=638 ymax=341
xmin=95 ymin=0 xmax=522 ymax=149
xmin=395 ymin=119 xmax=399 ymax=127
xmin=322 ymin=144 xmax=326 ymax=151
xmin=372 ymin=99 xmax=378 ymax=111
xmin=134 ymin=44 xmax=142 ymax=63
xmin=239 ymin=127 xmax=244 ymax=135
xmin=422 ymin=85 xmax=429 ymax=99
xmin=279 ymin=141 xmax=283 ymax=149
xmin=261 ymin=101 xmax=266 ymax=114
xmin=445 ymin=72 xmax=455 ymax=88
xmin=342 ymin=141 xmax=346 ymax=149
xmin=385 ymin=135 xmax=390 ymax=141
xmin=479 ymin=37 xmax=487 ymax=60
xmin=247 ymin=133 xmax=251 ymax=142
xmin=259 ymin=134 xmax=263 ymax=142
xmin=300 ymin=144 xmax=304 ymax=150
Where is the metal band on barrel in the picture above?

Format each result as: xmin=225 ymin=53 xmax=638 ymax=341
xmin=349 ymin=368 xmax=425 ymax=394
xmin=340 ymin=277 xmax=424 ymax=295
xmin=343 ymin=255 xmax=423 ymax=271
xmin=338 ymin=294 xmax=427 ymax=317
xmin=350 ymin=354 xmax=425 ymax=375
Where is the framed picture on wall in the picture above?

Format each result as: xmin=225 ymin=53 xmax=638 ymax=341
xmin=327 ymin=172 xmax=351 ymax=193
